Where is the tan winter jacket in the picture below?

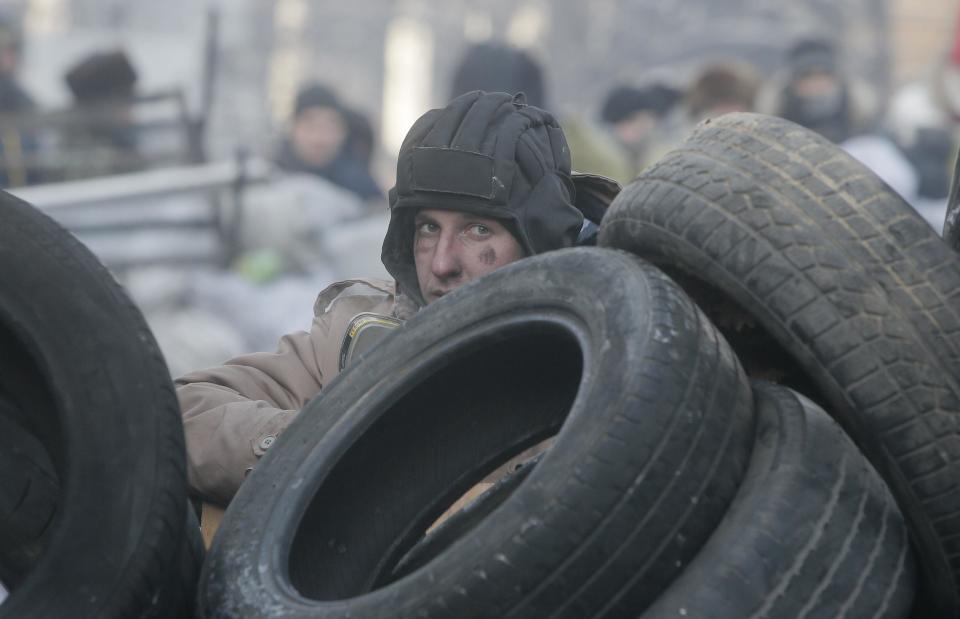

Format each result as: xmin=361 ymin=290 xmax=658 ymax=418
xmin=176 ymin=277 xmax=407 ymax=505
xmin=177 ymin=275 xmax=550 ymax=510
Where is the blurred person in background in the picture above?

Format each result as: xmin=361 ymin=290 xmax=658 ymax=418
xmin=921 ymin=11 xmax=960 ymax=201
xmin=758 ymin=38 xmax=878 ymax=144
xmin=841 ymin=51 xmax=957 ymax=229
xmin=274 ymin=82 xmax=382 ymax=203
xmin=450 ymin=41 xmax=633 ymax=185
xmin=600 ymin=82 xmax=682 ymax=175
xmin=932 ymin=11 xmax=960 ymax=127
xmin=839 ymin=90 xmax=950 ymax=230
xmin=450 ymin=41 xmax=547 ymax=112
xmin=62 ymin=49 xmax=145 ymax=180
xmin=342 ymin=105 xmax=376 ymax=171
xmin=0 ymin=11 xmax=40 ymax=187
xmin=885 ymin=84 xmax=954 ymax=204
xmin=191 ymin=86 xmax=386 ymax=353
xmin=684 ymin=62 xmax=759 ymax=125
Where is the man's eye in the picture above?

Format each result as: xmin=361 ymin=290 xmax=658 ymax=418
xmin=469 ymin=224 xmax=491 ymax=236
xmin=417 ymin=222 xmax=439 ymax=234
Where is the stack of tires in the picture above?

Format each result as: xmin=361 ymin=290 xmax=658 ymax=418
xmin=198 ymin=115 xmax=959 ymax=618
xmin=0 ymin=197 xmax=203 ymax=617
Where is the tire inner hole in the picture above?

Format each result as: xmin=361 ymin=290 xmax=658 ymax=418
xmin=288 ymin=323 xmax=583 ymax=601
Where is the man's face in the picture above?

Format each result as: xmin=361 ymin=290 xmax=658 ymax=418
xmin=291 ymin=106 xmax=348 ymax=167
xmin=792 ymin=71 xmax=841 ymax=99
xmin=413 ymin=209 xmax=525 ymax=304
xmin=614 ymin=110 xmax=657 ymax=147
xmin=0 ymin=44 xmax=18 ymax=76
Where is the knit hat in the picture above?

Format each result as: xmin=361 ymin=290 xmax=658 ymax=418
xmin=65 ymin=50 xmax=137 ymax=103
xmin=450 ymin=43 xmax=546 ymax=109
xmin=601 ymin=84 xmax=681 ymax=124
xmin=381 ymin=90 xmax=582 ymax=305
xmin=293 ymin=83 xmax=343 ymax=118
xmin=787 ymin=38 xmax=839 ymax=78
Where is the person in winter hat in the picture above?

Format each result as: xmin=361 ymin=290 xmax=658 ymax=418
xmin=59 ymin=49 xmax=146 ymax=179
xmin=757 ymin=38 xmax=878 ymax=144
xmin=175 ymin=90 xmax=619 ymax=508
xmin=450 ymin=43 xmax=547 ymax=109
xmin=381 ymin=89 xmax=586 ymax=305
xmin=274 ymin=82 xmax=383 ymax=202
xmin=600 ymin=83 xmax=682 ymax=174
xmin=0 ymin=11 xmax=40 ymax=186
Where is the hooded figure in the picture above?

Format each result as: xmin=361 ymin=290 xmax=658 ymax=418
xmin=60 ymin=49 xmax=144 ymax=179
xmin=778 ymin=39 xmax=853 ymax=143
xmin=450 ymin=44 xmax=546 ymax=108
xmin=0 ymin=12 xmax=38 ymax=186
xmin=0 ymin=13 xmax=31 ymax=113
xmin=601 ymin=83 xmax=682 ymax=173
xmin=382 ymin=90 xmax=585 ymax=306
xmin=275 ymin=82 xmax=383 ymax=202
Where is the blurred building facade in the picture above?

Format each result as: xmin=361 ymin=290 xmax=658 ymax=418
xmin=0 ymin=0 xmax=956 ymax=183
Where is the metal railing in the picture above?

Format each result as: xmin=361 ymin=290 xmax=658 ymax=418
xmin=8 ymin=154 xmax=273 ymax=270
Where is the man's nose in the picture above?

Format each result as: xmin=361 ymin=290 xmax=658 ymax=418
xmin=431 ymin=233 xmax=462 ymax=278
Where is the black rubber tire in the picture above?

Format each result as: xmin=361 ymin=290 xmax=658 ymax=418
xmin=599 ymin=112 xmax=960 ymax=616
xmin=199 ymin=247 xmax=755 ymax=618
xmin=149 ymin=505 xmax=205 ymax=619
xmin=645 ymin=381 xmax=917 ymax=618
xmin=0 ymin=398 xmax=204 ymax=617
xmin=0 ymin=402 xmax=58 ymax=588
xmin=0 ymin=193 xmax=197 ymax=617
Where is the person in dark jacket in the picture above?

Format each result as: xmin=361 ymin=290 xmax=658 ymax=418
xmin=762 ymin=38 xmax=878 ymax=144
xmin=448 ymin=41 xmax=634 ymax=183
xmin=275 ymin=83 xmax=383 ymax=202
xmin=61 ymin=49 xmax=145 ymax=179
xmin=0 ymin=13 xmax=39 ymax=187
xmin=450 ymin=42 xmax=547 ymax=108
xmin=600 ymin=83 xmax=682 ymax=174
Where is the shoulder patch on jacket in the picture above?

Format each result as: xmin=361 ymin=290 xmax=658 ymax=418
xmin=338 ymin=312 xmax=403 ymax=372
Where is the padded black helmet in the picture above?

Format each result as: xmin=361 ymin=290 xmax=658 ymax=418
xmin=381 ymin=90 xmax=583 ymax=305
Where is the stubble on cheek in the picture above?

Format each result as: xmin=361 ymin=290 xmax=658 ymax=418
xmin=478 ymin=247 xmax=497 ymax=266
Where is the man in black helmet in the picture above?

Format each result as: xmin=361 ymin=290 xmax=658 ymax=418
xmin=176 ymin=91 xmax=617 ymax=506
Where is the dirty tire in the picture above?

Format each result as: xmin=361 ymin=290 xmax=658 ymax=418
xmin=0 ymin=193 xmax=198 ymax=617
xmin=153 ymin=505 xmax=205 ymax=619
xmin=199 ymin=247 xmax=755 ymax=619
xmin=0 ymin=402 xmax=58 ymax=588
xmin=599 ymin=112 xmax=960 ymax=616
xmin=645 ymin=381 xmax=917 ymax=618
